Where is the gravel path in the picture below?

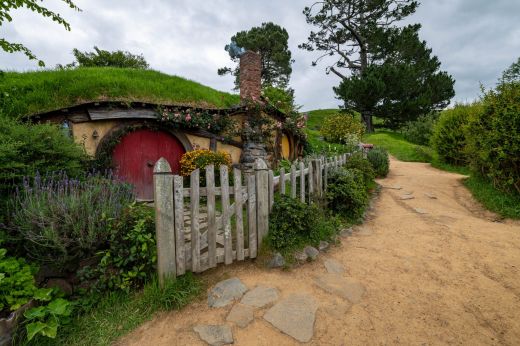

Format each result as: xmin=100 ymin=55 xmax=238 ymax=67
xmin=117 ymin=158 xmax=520 ymax=345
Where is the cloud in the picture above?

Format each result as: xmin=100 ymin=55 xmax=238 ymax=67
xmin=1 ymin=0 xmax=519 ymax=110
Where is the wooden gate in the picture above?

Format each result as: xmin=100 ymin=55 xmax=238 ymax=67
xmin=153 ymin=154 xmax=348 ymax=283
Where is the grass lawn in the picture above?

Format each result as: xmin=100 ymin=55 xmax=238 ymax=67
xmin=363 ymin=131 xmax=435 ymax=162
xmin=0 ymin=67 xmax=240 ymax=118
xmin=304 ymin=108 xmax=384 ymax=131
xmin=29 ymin=274 xmax=202 ymax=346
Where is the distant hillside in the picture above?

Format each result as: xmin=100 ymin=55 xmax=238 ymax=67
xmin=304 ymin=109 xmax=340 ymax=130
xmin=0 ymin=67 xmax=240 ymax=118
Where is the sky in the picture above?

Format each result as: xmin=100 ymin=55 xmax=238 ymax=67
xmin=1 ymin=0 xmax=520 ymax=111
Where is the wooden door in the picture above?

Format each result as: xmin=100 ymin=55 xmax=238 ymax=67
xmin=112 ymin=128 xmax=185 ymax=200
xmin=281 ymin=134 xmax=291 ymax=160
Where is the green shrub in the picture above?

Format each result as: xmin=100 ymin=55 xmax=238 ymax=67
xmin=326 ymin=167 xmax=369 ymax=222
xmin=401 ymin=112 xmax=438 ymax=145
xmin=320 ymin=113 xmax=365 ymax=144
xmin=0 ymin=118 xmax=87 ymax=220
xmin=431 ymin=104 xmax=481 ymax=165
xmin=6 ymin=171 xmax=134 ymax=270
xmin=267 ymin=195 xmax=315 ymax=250
xmin=78 ymin=203 xmax=156 ymax=294
xmin=344 ymin=152 xmax=376 ymax=188
xmin=0 ymin=248 xmax=38 ymax=312
xmin=466 ymin=83 xmax=520 ymax=193
xmin=179 ymin=149 xmax=232 ymax=177
xmin=367 ymin=147 xmax=390 ymax=177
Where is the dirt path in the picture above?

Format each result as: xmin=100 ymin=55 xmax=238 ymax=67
xmin=117 ymin=158 xmax=520 ymax=345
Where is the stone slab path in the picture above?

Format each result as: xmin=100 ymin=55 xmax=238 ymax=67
xmin=117 ymin=158 xmax=520 ymax=345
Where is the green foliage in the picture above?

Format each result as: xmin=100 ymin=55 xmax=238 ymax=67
xmin=267 ymin=195 xmax=340 ymax=252
xmin=268 ymin=195 xmax=315 ymax=250
xmin=0 ymin=68 xmax=240 ymax=119
xmin=431 ymin=104 xmax=481 ymax=165
xmin=367 ymin=147 xmax=390 ymax=177
xmin=262 ymin=86 xmax=299 ymax=114
xmin=7 ymin=171 xmax=134 ymax=270
xmin=464 ymin=175 xmax=520 ymax=219
xmin=31 ymin=274 xmax=202 ymax=346
xmin=401 ymin=112 xmax=438 ymax=145
xmin=465 ymin=83 xmax=520 ymax=194
xmin=501 ymin=57 xmax=520 ymax=84
xmin=0 ymin=248 xmax=37 ymax=312
xmin=0 ymin=117 xmax=87 ymax=221
xmin=219 ymin=22 xmax=293 ymax=89
xmin=344 ymin=152 xmax=376 ymax=188
xmin=24 ymin=298 xmax=73 ymax=341
xmin=0 ymin=0 xmax=80 ymax=66
xmin=320 ymin=113 xmax=365 ymax=144
xmin=78 ymin=203 xmax=156 ymax=294
xmin=66 ymin=46 xmax=149 ymax=69
xmin=326 ymin=167 xmax=370 ymax=222
xmin=364 ymin=130 xmax=434 ymax=162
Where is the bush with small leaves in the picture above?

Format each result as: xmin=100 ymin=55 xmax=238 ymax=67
xmin=344 ymin=152 xmax=376 ymax=188
xmin=401 ymin=112 xmax=438 ymax=146
xmin=367 ymin=147 xmax=389 ymax=177
xmin=326 ymin=167 xmax=369 ymax=222
xmin=320 ymin=112 xmax=365 ymax=144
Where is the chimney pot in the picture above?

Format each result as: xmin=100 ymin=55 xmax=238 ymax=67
xmin=239 ymin=51 xmax=262 ymax=103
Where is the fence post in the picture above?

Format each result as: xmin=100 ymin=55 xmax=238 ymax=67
xmin=255 ymin=159 xmax=269 ymax=249
xmin=311 ymin=159 xmax=323 ymax=201
xmin=153 ymin=158 xmax=175 ymax=285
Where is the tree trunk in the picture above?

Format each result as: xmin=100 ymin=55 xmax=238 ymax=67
xmin=362 ymin=110 xmax=374 ymax=133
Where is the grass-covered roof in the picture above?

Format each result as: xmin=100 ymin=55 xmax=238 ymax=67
xmin=0 ymin=67 xmax=240 ymax=119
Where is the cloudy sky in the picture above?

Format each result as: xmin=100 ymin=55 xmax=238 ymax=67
xmin=2 ymin=0 xmax=519 ymax=111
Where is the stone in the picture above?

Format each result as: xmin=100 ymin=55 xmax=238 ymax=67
xmin=263 ymin=294 xmax=318 ymax=343
xmin=241 ymin=285 xmax=279 ymax=308
xmin=425 ymin=192 xmax=437 ymax=199
xmin=400 ymin=195 xmax=415 ymax=200
xmin=383 ymin=184 xmax=402 ymax=190
xmin=355 ymin=226 xmax=373 ymax=236
xmin=315 ymin=274 xmax=366 ymax=303
xmin=208 ymin=278 xmax=248 ymax=308
xmin=226 ymin=304 xmax=254 ymax=328
xmin=294 ymin=251 xmax=308 ymax=262
xmin=324 ymin=259 xmax=345 ymax=274
xmin=318 ymin=241 xmax=330 ymax=252
xmin=45 ymin=278 xmax=73 ymax=295
xmin=414 ymin=208 xmax=428 ymax=214
xmin=304 ymin=246 xmax=319 ymax=260
xmin=267 ymin=252 xmax=285 ymax=268
xmin=340 ymin=228 xmax=353 ymax=238
xmin=193 ymin=325 xmax=233 ymax=346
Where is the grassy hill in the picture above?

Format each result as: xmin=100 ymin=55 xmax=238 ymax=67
xmin=0 ymin=67 xmax=240 ymax=118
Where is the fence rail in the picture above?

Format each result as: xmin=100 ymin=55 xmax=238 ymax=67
xmin=153 ymin=153 xmax=349 ymax=283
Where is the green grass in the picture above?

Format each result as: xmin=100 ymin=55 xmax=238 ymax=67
xmin=363 ymin=130 xmax=434 ymax=162
xmin=0 ymin=67 xmax=240 ymax=118
xmin=29 ymin=274 xmax=202 ymax=346
xmin=464 ymin=176 xmax=520 ymax=219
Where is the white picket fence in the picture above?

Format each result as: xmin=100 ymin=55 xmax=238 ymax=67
xmin=153 ymin=153 xmax=349 ymax=283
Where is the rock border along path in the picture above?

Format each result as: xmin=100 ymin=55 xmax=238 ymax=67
xmin=118 ymin=157 xmax=520 ymax=345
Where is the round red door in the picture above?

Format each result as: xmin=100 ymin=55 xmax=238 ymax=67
xmin=112 ymin=129 xmax=185 ymax=200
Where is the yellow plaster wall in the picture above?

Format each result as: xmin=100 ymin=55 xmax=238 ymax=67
xmin=72 ymin=120 xmax=119 ymax=156
xmin=217 ymin=142 xmax=242 ymax=164
xmin=185 ymin=134 xmax=211 ymax=150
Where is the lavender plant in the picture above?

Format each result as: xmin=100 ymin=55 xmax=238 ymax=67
xmin=7 ymin=171 xmax=134 ymax=269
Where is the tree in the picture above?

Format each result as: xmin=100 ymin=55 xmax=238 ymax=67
xmin=300 ymin=0 xmax=454 ymax=131
xmin=65 ymin=46 xmax=149 ymax=69
xmin=501 ymin=57 xmax=520 ymax=84
xmin=334 ymin=25 xmax=455 ymax=128
xmin=262 ymin=86 xmax=300 ymax=114
xmin=218 ymin=22 xmax=294 ymax=89
xmin=0 ymin=0 xmax=80 ymax=66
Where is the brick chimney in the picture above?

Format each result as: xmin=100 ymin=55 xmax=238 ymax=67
xmin=239 ymin=51 xmax=262 ymax=102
